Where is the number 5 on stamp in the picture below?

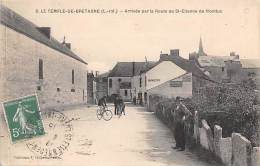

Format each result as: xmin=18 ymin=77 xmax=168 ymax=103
xmin=2 ymin=95 xmax=45 ymax=142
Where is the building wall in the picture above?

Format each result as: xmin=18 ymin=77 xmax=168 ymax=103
xmin=94 ymin=77 xmax=108 ymax=102
xmin=0 ymin=25 xmax=87 ymax=111
xmin=87 ymin=73 xmax=94 ymax=104
xmin=131 ymin=74 xmax=146 ymax=103
xmin=146 ymin=61 xmax=186 ymax=90
xmin=131 ymin=60 xmax=187 ymax=104
xmin=107 ymin=76 xmax=131 ymax=100
xmin=147 ymin=73 xmax=192 ymax=100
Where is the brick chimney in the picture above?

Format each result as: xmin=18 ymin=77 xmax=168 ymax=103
xmin=170 ymin=49 xmax=179 ymax=56
xmin=132 ymin=62 xmax=135 ymax=76
xmin=37 ymin=27 xmax=51 ymax=39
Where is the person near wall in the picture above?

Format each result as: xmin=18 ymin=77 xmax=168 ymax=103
xmin=171 ymin=96 xmax=192 ymax=151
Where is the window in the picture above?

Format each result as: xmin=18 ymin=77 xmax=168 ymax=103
xmin=221 ymin=67 xmax=224 ymax=72
xmin=37 ymin=86 xmax=41 ymax=91
xmin=57 ymin=88 xmax=60 ymax=92
xmin=109 ymin=79 xmax=112 ymax=88
xmin=125 ymin=90 xmax=128 ymax=96
xmin=71 ymin=88 xmax=75 ymax=92
xmin=139 ymin=77 xmax=142 ymax=87
xmin=72 ymin=69 xmax=74 ymax=84
xmin=39 ymin=59 xmax=43 ymax=79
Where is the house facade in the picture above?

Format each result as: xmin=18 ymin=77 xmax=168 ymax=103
xmin=93 ymin=72 xmax=109 ymax=103
xmin=0 ymin=5 xmax=88 ymax=110
xmin=108 ymin=62 xmax=152 ymax=101
xmin=132 ymin=49 xmax=210 ymax=106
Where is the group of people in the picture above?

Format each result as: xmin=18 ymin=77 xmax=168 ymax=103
xmin=171 ymin=96 xmax=192 ymax=151
xmin=97 ymin=95 xmax=126 ymax=116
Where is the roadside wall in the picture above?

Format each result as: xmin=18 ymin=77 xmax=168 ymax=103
xmin=149 ymin=99 xmax=260 ymax=166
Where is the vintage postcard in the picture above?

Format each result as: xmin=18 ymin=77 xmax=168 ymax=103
xmin=0 ymin=0 xmax=260 ymax=166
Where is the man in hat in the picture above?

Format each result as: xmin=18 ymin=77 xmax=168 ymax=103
xmin=172 ymin=96 xmax=192 ymax=151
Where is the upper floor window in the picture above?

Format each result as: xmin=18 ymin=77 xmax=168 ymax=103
xmin=72 ymin=69 xmax=74 ymax=84
xmin=39 ymin=59 xmax=43 ymax=79
xmin=139 ymin=77 xmax=142 ymax=87
xmin=109 ymin=79 xmax=112 ymax=88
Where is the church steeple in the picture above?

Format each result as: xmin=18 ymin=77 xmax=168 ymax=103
xmin=198 ymin=37 xmax=206 ymax=56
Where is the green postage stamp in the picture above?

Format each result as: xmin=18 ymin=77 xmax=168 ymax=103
xmin=3 ymin=95 xmax=45 ymax=142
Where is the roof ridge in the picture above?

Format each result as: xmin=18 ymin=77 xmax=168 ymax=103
xmin=0 ymin=4 xmax=87 ymax=65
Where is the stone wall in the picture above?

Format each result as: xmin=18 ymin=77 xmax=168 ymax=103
xmin=149 ymin=99 xmax=260 ymax=166
xmin=0 ymin=25 xmax=88 ymax=111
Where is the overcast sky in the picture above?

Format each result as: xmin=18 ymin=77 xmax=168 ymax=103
xmin=3 ymin=0 xmax=260 ymax=73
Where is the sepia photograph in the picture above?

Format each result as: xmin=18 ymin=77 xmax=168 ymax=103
xmin=0 ymin=0 xmax=260 ymax=165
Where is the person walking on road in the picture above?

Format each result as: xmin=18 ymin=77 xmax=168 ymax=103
xmin=171 ymin=96 xmax=192 ymax=151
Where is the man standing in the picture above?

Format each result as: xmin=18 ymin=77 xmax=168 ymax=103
xmin=114 ymin=95 xmax=119 ymax=115
xmin=171 ymin=96 xmax=192 ymax=151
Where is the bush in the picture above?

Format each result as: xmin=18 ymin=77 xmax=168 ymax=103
xmin=193 ymin=80 xmax=259 ymax=146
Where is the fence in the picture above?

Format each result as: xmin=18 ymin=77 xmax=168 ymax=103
xmin=148 ymin=95 xmax=260 ymax=166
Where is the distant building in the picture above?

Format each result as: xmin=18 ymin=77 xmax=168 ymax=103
xmin=93 ymin=72 xmax=109 ymax=103
xmin=224 ymin=59 xmax=260 ymax=88
xmin=138 ymin=49 xmax=210 ymax=106
xmin=87 ymin=72 xmax=95 ymax=104
xmin=0 ymin=5 xmax=88 ymax=110
xmin=189 ymin=38 xmax=239 ymax=82
xmin=108 ymin=62 xmax=149 ymax=101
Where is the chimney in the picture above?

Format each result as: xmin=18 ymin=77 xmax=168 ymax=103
xmin=61 ymin=36 xmax=71 ymax=50
xmin=132 ymin=62 xmax=135 ymax=76
xmin=170 ymin=49 xmax=179 ymax=56
xmin=95 ymin=71 xmax=99 ymax=77
xmin=37 ymin=27 xmax=51 ymax=39
xmin=65 ymin=43 xmax=71 ymax=49
xmin=230 ymin=52 xmax=239 ymax=59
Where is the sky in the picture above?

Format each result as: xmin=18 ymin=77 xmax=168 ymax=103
xmin=2 ymin=0 xmax=260 ymax=73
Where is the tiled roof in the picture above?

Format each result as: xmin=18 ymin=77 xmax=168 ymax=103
xmin=240 ymin=59 xmax=260 ymax=68
xmin=108 ymin=62 xmax=155 ymax=77
xmin=148 ymin=54 xmax=211 ymax=81
xmin=0 ymin=5 xmax=87 ymax=64
xmin=198 ymin=55 xmax=236 ymax=67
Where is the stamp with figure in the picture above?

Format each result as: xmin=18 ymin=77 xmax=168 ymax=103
xmin=2 ymin=95 xmax=45 ymax=142
xmin=26 ymin=110 xmax=73 ymax=159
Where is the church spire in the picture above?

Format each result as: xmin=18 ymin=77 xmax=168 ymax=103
xmin=198 ymin=37 xmax=206 ymax=56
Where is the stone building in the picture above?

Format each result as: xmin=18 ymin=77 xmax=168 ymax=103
xmin=0 ymin=5 xmax=88 ymax=110
xmin=132 ymin=49 xmax=210 ymax=106
xmin=189 ymin=38 xmax=239 ymax=83
xmin=108 ymin=62 xmax=148 ymax=101
xmin=87 ymin=72 xmax=95 ymax=104
xmin=93 ymin=72 xmax=109 ymax=103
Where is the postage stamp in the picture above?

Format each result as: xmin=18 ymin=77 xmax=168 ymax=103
xmin=26 ymin=110 xmax=73 ymax=158
xmin=2 ymin=95 xmax=45 ymax=142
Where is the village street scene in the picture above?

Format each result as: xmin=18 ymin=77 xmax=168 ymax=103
xmin=0 ymin=0 xmax=260 ymax=166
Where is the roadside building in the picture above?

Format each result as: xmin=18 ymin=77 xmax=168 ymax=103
xmin=132 ymin=49 xmax=210 ymax=106
xmin=93 ymin=72 xmax=109 ymax=103
xmin=0 ymin=5 xmax=88 ymax=110
xmin=108 ymin=62 xmax=147 ymax=101
xmin=189 ymin=38 xmax=239 ymax=83
xmin=224 ymin=59 xmax=260 ymax=88
xmin=87 ymin=72 xmax=95 ymax=104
